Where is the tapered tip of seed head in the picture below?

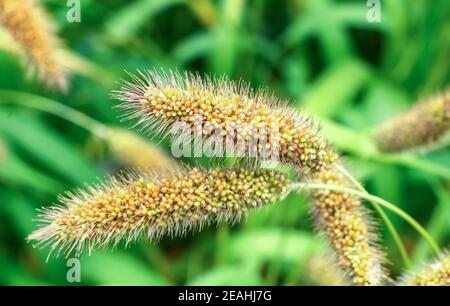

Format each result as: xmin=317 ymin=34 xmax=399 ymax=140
xmin=399 ymin=250 xmax=450 ymax=286
xmin=106 ymin=127 xmax=179 ymax=171
xmin=28 ymin=166 xmax=289 ymax=257
xmin=374 ymin=90 xmax=450 ymax=153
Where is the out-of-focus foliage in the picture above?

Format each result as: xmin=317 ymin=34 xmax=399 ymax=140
xmin=0 ymin=0 xmax=448 ymax=285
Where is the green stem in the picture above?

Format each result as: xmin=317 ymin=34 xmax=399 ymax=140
xmin=290 ymin=182 xmax=441 ymax=256
xmin=0 ymin=90 xmax=108 ymax=138
xmin=336 ymin=165 xmax=412 ymax=269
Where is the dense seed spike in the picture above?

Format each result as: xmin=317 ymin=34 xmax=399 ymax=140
xmin=0 ymin=0 xmax=68 ymax=91
xmin=374 ymin=91 xmax=450 ymax=152
xmin=399 ymin=251 xmax=450 ymax=286
xmin=112 ymin=69 xmax=337 ymax=174
xmin=310 ymin=169 xmax=387 ymax=285
xmin=106 ymin=127 xmax=179 ymax=171
xmin=28 ymin=167 xmax=289 ymax=257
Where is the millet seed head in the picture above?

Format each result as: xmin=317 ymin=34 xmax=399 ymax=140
xmin=399 ymin=251 xmax=450 ymax=286
xmin=112 ymin=69 xmax=337 ymax=175
xmin=374 ymin=90 xmax=450 ymax=153
xmin=28 ymin=166 xmax=289 ymax=257
xmin=106 ymin=127 xmax=179 ymax=171
xmin=310 ymin=168 xmax=387 ymax=286
xmin=0 ymin=0 xmax=68 ymax=91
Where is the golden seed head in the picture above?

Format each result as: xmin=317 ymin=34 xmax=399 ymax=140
xmin=112 ymin=70 xmax=337 ymax=174
xmin=400 ymin=251 xmax=450 ymax=286
xmin=28 ymin=167 xmax=288 ymax=257
xmin=0 ymin=0 xmax=68 ymax=91
xmin=311 ymin=169 xmax=386 ymax=286
xmin=106 ymin=127 xmax=179 ymax=171
xmin=374 ymin=90 xmax=450 ymax=153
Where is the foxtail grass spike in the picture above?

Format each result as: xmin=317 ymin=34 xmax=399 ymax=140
xmin=374 ymin=91 xmax=450 ymax=152
xmin=112 ymin=69 xmax=337 ymax=175
xmin=306 ymin=255 xmax=346 ymax=286
xmin=106 ymin=127 xmax=179 ymax=171
xmin=310 ymin=169 xmax=387 ymax=285
xmin=399 ymin=251 xmax=449 ymax=286
xmin=0 ymin=0 xmax=68 ymax=91
xmin=28 ymin=167 xmax=288 ymax=257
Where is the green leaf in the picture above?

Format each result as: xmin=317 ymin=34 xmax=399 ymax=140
xmin=0 ymin=108 xmax=99 ymax=185
xmin=227 ymin=229 xmax=323 ymax=265
xmin=81 ymin=251 xmax=170 ymax=285
xmin=188 ymin=264 xmax=262 ymax=286
xmin=104 ymin=0 xmax=185 ymax=43
xmin=301 ymin=60 xmax=371 ymax=117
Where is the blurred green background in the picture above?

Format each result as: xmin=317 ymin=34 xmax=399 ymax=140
xmin=0 ymin=0 xmax=449 ymax=285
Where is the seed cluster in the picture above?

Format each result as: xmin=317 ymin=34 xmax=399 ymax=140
xmin=107 ymin=127 xmax=178 ymax=171
xmin=28 ymin=167 xmax=288 ymax=257
xmin=374 ymin=91 xmax=450 ymax=152
xmin=311 ymin=169 xmax=385 ymax=285
xmin=400 ymin=252 xmax=450 ymax=286
xmin=113 ymin=70 xmax=337 ymax=174
xmin=0 ymin=0 xmax=67 ymax=90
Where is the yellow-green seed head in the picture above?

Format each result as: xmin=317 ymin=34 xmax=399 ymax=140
xmin=112 ymin=70 xmax=337 ymax=174
xmin=28 ymin=167 xmax=288 ymax=257
xmin=399 ymin=251 xmax=450 ymax=286
xmin=107 ymin=127 xmax=179 ymax=171
xmin=374 ymin=91 xmax=450 ymax=152
xmin=0 ymin=0 xmax=68 ymax=91
xmin=311 ymin=169 xmax=386 ymax=285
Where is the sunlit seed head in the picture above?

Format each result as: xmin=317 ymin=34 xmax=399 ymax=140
xmin=28 ymin=167 xmax=289 ymax=257
xmin=0 ymin=0 xmax=68 ymax=91
xmin=112 ymin=69 xmax=337 ymax=174
xmin=374 ymin=90 xmax=450 ymax=153
xmin=310 ymin=168 xmax=387 ymax=286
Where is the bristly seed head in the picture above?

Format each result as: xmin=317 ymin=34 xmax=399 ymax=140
xmin=112 ymin=69 xmax=337 ymax=174
xmin=399 ymin=251 xmax=450 ymax=286
xmin=374 ymin=90 xmax=450 ymax=153
xmin=28 ymin=167 xmax=289 ymax=257
xmin=0 ymin=0 xmax=68 ymax=91
xmin=311 ymin=169 xmax=387 ymax=286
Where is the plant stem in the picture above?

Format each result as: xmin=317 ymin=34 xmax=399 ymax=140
xmin=290 ymin=182 xmax=441 ymax=256
xmin=0 ymin=90 xmax=109 ymax=138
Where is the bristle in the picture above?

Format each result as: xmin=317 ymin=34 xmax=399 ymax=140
xmin=0 ymin=0 xmax=68 ymax=91
xmin=112 ymin=69 xmax=337 ymax=175
xmin=28 ymin=167 xmax=289 ymax=257
xmin=310 ymin=169 xmax=387 ymax=285
xmin=374 ymin=90 xmax=450 ymax=153
xmin=106 ymin=127 xmax=179 ymax=171
xmin=398 ymin=251 xmax=450 ymax=286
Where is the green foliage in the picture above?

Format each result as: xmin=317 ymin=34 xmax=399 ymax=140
xmin=0 ymin=0 xmax=448 ymax=285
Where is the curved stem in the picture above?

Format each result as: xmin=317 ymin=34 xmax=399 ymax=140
xmin=0 ymin=90 xmax=109 ymax=139
xmin=289 ymin=182 xmax=441 ymax=256
xmin=336 ymin=164 xmax=412 ymax=269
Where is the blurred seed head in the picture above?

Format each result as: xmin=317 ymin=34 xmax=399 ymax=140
xmin=0 ymin=0 xmax=68 ymax=91
xmin=112 ymin=69 xmax=337 ymax=175
xmin=28 ymin=167 xmax=289 ymax=257
xmin=399 ymin=251 xmax=449 ymax=286
xmin=374 ymin=90 xmax=450 ymax=153
xmin=106 ymin=127 xmax=179 ymax=171
xmin=306 ymin=255 xmax=346 ymax=286
xmin=310 ymin=169 xmax=387 ymax=286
